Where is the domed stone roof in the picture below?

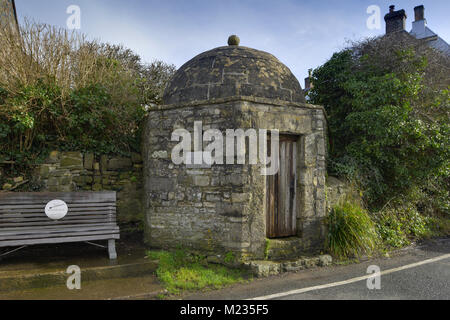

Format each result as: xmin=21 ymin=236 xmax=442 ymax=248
xmin=163 ymin=39 xmax=306 ymax=105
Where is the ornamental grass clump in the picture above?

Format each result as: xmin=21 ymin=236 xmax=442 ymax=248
xmin=326 ymin=200 xmax=380 ymax=259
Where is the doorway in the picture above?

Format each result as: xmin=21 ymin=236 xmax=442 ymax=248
xmin=266 ymin=135 xmax=298 ymax=238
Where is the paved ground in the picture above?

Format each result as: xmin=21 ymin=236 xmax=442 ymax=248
xmin=0 ymin=238 xmax=163 ymax=300
xmin=1 ymin=237 xmax=448 ymax=300
xmin=184 ymin=238 xmax=450 ymax=300
xmin=0 ymin=276 xmax=162 ymax=300
xmin=0 ymin=237 xmax=146 ymax=269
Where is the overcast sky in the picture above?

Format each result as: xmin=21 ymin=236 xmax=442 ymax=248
xmin=15 ymin=0 xmax=450 ymax=86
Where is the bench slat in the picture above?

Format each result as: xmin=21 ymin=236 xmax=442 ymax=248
xmin=0 ymin=192 xmax=116 ymax=202
xmin=0 ymin=223 xmax=119 ymax=233
xmin=0 ymin=234 xmax=120 ymax=248
xmin=0 ymin=211 xmax=115 ymax=216
xmin=1 ymin=207 xmax=115 ymax=214
xmin=1 ymin=228 xmax=119 ymax=237
xmin=0 ymin=210 xmax=115 ymax=217
xmin=0 ymin=228 xmax=119 ymax=241
xmin=0 ymin=218 xmax=116 ymax=228
xmin=0 ymin=214 xmax=115 ymax=222
xmin=0 ymin=203 xmax=116 ymax=211
xmin=0 ymin=200 xmax=116 ymax=206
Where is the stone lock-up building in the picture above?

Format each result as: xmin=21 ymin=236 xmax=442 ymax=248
xmin=143 ymin=36 xmax=327 ymax=260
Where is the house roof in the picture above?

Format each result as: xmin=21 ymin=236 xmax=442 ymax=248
xmin=411 ymin=19 xmax=450 ymax=56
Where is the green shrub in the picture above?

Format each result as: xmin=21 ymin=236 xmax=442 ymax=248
xmin=0 ymin=21 xmax=175 ymax=176
xmin=428 ymin=216 xmax=450 ymax=236
xmin=326 ymin=201 xmax=380 ymax=259
xmin=224 ymin=251 xmax=236 ymax=264
xmin=375 ymin=212 xmax=410 ymax=248
xmin=309 ymin=35 xmax=450 ymax=210
xmin=375 ymin=204 xmax=434 ymax=248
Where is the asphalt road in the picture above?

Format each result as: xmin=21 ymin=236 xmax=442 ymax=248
xmin=184 ymin=238 xmax=450 ymax=300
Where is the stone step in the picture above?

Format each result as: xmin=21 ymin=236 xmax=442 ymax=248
xmin=244 ymin=254 xmax=332 ymax=277
xmin=265 ymin=237 xmax=304 ymax=260
xmin=0 ymin=260 xmax=158 ymax=293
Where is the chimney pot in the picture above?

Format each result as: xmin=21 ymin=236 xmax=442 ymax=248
xmin=414 ymin=5 xmax=425 ymax=21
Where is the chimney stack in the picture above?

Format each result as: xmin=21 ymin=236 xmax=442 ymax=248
xmin=411 ymin=5 xmax=427 ymax=38
xmin=414 ymin=5 xmax=425 ymax=21
xmin=304 ymin=69 xmax=313 ymax=91
xmin=384 ymin=5 xmax=407 ymax=34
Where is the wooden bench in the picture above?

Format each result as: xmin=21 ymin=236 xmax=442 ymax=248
xmin=0 ymin=192 xmax=119 ymax=260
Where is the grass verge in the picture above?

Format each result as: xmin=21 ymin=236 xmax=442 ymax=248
xmin=147 ymin=249 xmax=250 ymax=295
xmin=326 ymin=198 xmax=449 ymax=261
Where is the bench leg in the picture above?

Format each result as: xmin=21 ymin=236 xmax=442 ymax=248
xmin=0 ymin=246 xmax=27 ymax=258
xmin=108 ymin=239 xmax=117 ymax=260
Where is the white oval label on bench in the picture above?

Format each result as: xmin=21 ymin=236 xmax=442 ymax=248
xmin=45 ymin=200 xmax=68 ymax=220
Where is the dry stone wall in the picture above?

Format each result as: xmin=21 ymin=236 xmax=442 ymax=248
xmin=28 ymin=151 xmax=143 ymax=235
xmin=325 ymin=176 xmax=359 ymax=211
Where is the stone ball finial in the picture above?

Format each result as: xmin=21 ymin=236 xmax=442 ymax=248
xmin=228 ymin=35 xmax=240 ymax=46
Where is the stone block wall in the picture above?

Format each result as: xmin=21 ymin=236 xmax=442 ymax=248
xmin=143 ymin=100 xmax=248 ymax=256
xmin=325 ymin=176 xmax=359 ymax=212
xmin=36 ymin=151 xmax=144 ymax=235
xmin=240 ymin=100 xmax=327 ymax=254
xmin=143 ymin=97 xmax=327 ymax=260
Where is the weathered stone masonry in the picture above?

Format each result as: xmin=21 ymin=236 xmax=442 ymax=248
xmin=143 ymin=38 xmax=328 ymax=260
xmin=143 ymin=97 xmax=327 ymax=259
xmin=34 ymin=151 xmax=144 ymax=234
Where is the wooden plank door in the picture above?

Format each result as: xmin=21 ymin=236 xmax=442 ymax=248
xmin=266 ymin=135 xmax=297 ymax=238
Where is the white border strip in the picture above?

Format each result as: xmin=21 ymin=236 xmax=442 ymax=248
xmin=247 ymin=253 xmax=450 ymax=300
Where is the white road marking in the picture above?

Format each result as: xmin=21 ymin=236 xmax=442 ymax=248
xmin=247 ymin=253 xmax=450 ymax=300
